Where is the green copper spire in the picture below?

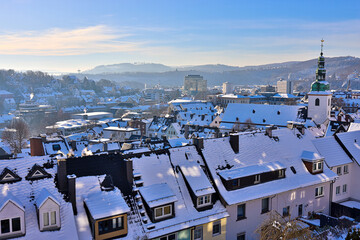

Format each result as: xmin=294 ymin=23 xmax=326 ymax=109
xmin=311 ymin=39 xmax=330 ymax=91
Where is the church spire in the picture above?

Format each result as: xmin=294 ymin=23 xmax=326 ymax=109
xmin=311 ymin=39 xmax=329 ymax=91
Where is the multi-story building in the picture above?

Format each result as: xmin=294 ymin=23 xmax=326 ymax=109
xmin=183 ymin=75 xmax=207 ymax=95
xmin=277 ymin=79 xmax=293 ymax=94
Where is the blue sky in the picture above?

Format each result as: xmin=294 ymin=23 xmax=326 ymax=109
xmin=0 ymin=0 xmax=359 ymax=73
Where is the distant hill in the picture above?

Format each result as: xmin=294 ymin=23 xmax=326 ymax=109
xmin=73 ymin=56 xmax=360 ymax=89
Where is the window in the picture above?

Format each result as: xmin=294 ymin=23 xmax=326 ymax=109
xmin=337 ymin=167 xmax=342 ymax=175
xmin=212 ymin=221 xmax=221 ymax=236
xmin=283 ymin=206 xmax=290 ymax=217
xmin=298 ymin=204 xmax=303 ymax=217
xmin=52 ymin=144 xmax=61 ymax=151
xmin=315 ymin=186 xmax=324 ymax=197
xmin=315 ymin=98 xmax=320 ymax=106
xmin=3 ymin=173 xmax=14 ymax=180
xmin=261 ymin=198 xmax=269 ymax=213
xmin=154 ymin=205 xmax=172 ymax=220
xmin=160 ymin=234 xmax=176 ymax=240
xmin=343 ymin=184 xmax=347 ymax=193
xmin=0 ymin=217 xmax=21 ymax=234
xmin=237 ymin=204 xmax=246 ymax=220
xmin=232 ymin=179 xmax=241 ymax=188
xmin=43 ymin=211 xmax=56 ymax=227
xmin=344 ymin=165 xmax=349 ymax=174
xmin=278 ymin=169 xmax=285 ymax=178
xmin=194 ymin=226 xmax=203 ymax=240
xmin=336 ymin=186 xmax=340 ymax=195
xmin=313 ymin=161 xmax=323 ymax=173
xmin=98 ymin=216 xmax=124 ymax=235
xmin=254 ymin=174 xmax=261 ymax=184
xmin=1 ymin=219 xmax=10 ymax=234
xmin=237 ymin=232 xmax=246 ymax=240
xmin=197 ymin=195 xmax=211 ymax=207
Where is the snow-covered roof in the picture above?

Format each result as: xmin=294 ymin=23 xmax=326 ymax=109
xmin=131 ymin=150 xmax=229 ymax=239
xmin=103 ymin=126 xmax=138 ymax=132
xmin=272 ymin=93 xmax=299 ymax=98
xmin=0 ymin=191 xmax=24 ymax=211
xmin=201 ymin=128 xmax=337 ymax=205
xmin=0 ymin=156 xmax=79 ymax=239
xmin=313 ymin=136 xmax=353 ymax=167
xmin=220 ymin=103 xmax=307 ymax=129
xmin=167 ymin=138 xmax=191 ymax=147
xmin=169 ymin=146 xmax=215 ymax=197
xmin=139 ymin=183 xmax=177 ymax=208
xmin=300 ymin=150 xmax=324 ymax=162
xmin=218 ymin=161 xmax=285 ymax=180
xmin=35 ymin=188 xmax=60 ymax=208
xmin=336 ymin=130 xmax=360 ymax=165
xmin=348 ymin=123 xmax=360 ymax=132
xmin=84 ymin=187 xmax=130 ymax=220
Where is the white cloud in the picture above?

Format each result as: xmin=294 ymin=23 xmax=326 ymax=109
xmin=0 ymin=25 xmax=140 ymax=56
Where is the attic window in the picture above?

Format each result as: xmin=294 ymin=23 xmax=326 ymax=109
xmin=252 ymin=110 xmax=255 ymax=114
xmin=290 ymin=166 xmax=296 ymax=174
xmin=52 ymin=144 xmax=61 ymax=151
xmin=263 ymin=119 xmax=266 ymax=123
xmin=277 ymin=111 xmax=280 ymax=115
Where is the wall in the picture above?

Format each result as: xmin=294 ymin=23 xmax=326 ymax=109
xmin=38 ymin=198 xmax=61 ymax=231
xmin=0 ymin=201 xmax=25 ymax=239
xmin=331 ymin=163 xmax=353 ymax=203
xmin=201 ymin=217 xmax=227 ymax=240
xmin=225 ymin=182 xmax=331 ymax=240
xmin=308 ymin=93 xmax=331 ymax=124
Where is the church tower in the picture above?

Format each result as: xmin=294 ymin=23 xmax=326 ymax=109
xmin=307 ymin=39 xmax=332 ymax=124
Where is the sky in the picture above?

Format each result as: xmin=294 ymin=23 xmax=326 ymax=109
xmin=0 ymin=0 xmax=360 ymax=73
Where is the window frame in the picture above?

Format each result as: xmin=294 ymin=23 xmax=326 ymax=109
xmin=282 ymin=206 xmax=290 ymax=217
xmin=237 ymin=232 xmax=246 ymax=240
xmin=336 ymin=186 xmax=340 ymax=195
xmin=261 ymin=198 xmax=270 ymax=214
xmin=194 ymin=226 xmax=203 ymax=240
xmin=154 ymin=205 xmax=173 ymax=220
xmin=237 ymin=203 xmax=246 ymax=220
xmin=197 ymin=194 xmax=212 ymax=208
xmin=337 ymin=167 xmax=342 ymax=175
xmin=278 ymin=169 xmax=285 ymax=178
xmin=0 ymin=217 xmax=21 ymax=234
xmin=315 ymin=186 xmax=324 ymax=198
xmin=212 ymin=220 xmax=221 ymax=236
xmin=344 ymin=165 xmax=349 ymax=174
xmin=312 ymin=161 xmax=323 ymax=173
xmin=343 ymin=184 xmax=347 ymax=193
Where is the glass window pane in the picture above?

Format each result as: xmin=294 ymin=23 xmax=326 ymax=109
xmin=43 ymin=212 xmax=49 ymax=226
xmin=155 ymin=208 xmax=163 ymax=217
xmin=112 ymin=218 xmax=117 ymax=229
xmin=51 ymin=211 xmax=56 ymax=225
xmin=1 ymin=219 xmax=10 ymax=233
xmin=168 ymin=234 xmax=176 ymax=240
xmin=164 ymin=206 xmax=171 ymax=215
xmin=117 ymin=217 xmax=123 ymax=228
xmin=12 ymin=217 xmax=21 ymax=232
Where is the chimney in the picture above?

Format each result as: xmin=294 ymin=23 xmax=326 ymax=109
xmin=229 ymin=134 xmax=239 ymax=154
xmin=30 ymin=137 xmax=45 ymax=156
xmin=67 ymin=174 xmax=77 ymax=215
xmin=124 ymin=158 xmax=133 ymax=195
xmin=57 ymin=158 xmax=68 ymax=192
xmin=193 ymin=137 xmax=204 ymax=151
xmin=184 ymin=124 xmax=189 ymax=139
xmin=337 ymin=115 xmax=342 ymax=122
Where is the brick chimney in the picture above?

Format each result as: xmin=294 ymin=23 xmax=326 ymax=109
xmin=30 ymin=137 xmax=45 ymax=156
xmin=229 ymin=134 xmax=239 ymax=154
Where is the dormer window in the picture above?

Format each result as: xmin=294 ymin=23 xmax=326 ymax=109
xmin=301 ymin=151 xmax=324 ymax=175
xmin=313 ymin=161 xmax=323 ymax=173
xmin=278 ymin=169 xmax=285 ymax=178
xmin=197 ymin=195 xmax=211 ymax=208
xmin=154 ymin=205 xmax=172 ymax=220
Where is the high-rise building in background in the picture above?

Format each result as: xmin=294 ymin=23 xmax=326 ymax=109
xmin=183 ymin=75 xmax=207 ymax=95
xmin=277 ymin=79 xmax=293 ymax=94
xmin=222 ymin=82 xmax=233 ymax=94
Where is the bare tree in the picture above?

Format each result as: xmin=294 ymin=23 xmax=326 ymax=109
xmin=255 ymin=210 xmax=312 ymax=240
xmin=1 ymin=118 xmax=30 ymax=153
